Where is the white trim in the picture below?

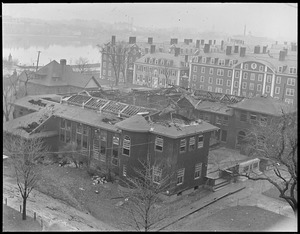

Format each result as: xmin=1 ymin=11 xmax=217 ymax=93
xmin=231 ymin=69 xmax=235 ymax=95
xmin=238 ymin=63 xmax=243 ymax=96
xmin=270 ymin=73 xmax=276 ymax=97
xmin=262 ymin=65 xmax=268 ymax=95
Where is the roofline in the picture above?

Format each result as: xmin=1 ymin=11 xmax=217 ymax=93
xmin=229 ymin=105 xmax=282 ymax=116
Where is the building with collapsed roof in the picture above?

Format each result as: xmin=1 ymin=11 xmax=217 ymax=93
xmin=6 ymin=90 xmax=218 ymax=195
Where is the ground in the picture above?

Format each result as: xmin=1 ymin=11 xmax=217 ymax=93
xmin=3 ymin=151 xmax=296 ymax=231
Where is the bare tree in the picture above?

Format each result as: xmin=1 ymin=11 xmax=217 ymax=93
xmin=21 ymin=70 xmax=34 ymax=96
xmin=59 ymin=141 xmax=88 ymax=168
xmin=232 ymin=111 xmax=297 ymax=215
xmin=99 ymin=41 xmax=130 ymax=86
xmin=75 ymin=57 xmax=90 ymax=73
xmin=3 ymin=133 xmax=49 ymax=220
xmin=120 ymin=155 xmax=172 ymax=231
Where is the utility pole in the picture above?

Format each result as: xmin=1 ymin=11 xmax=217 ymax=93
xmin=36 ymin=51 xmax=41 ymax=72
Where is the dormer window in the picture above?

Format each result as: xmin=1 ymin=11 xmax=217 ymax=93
xmin=161 ymin=59 xmax=164 ymax=65
xmin=149 ymin=58 xmax=153 ymax=64
xmin=194 ymin=56 xmax=198 ymax=63
xmin=278 ymin=66 xmax=283 ymax=73
xmin=229 ymin=60 xmax=233 ymax=66
xmin=289 ymin=67 xmax=296 ymax=74
xmin=202 ymin=57 xmax=206 ymax=63
xmin=167 ymin=60 xmax=170 ymax=66
xmin=218 ymin=59 xmax=225 ymax=66
xmin=155 ymin=59 xmax=158 ymax=64
xmin=211 ymin=58 xmax=215 ymax=64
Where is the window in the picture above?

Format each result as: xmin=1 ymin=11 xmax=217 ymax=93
xmin=193 ymin=75 xmax=197 ymax=81
xmin=208 ymin=77 xmax=213 ymax=84
xmin=193 ymin=66 xmax=197 ymax=72
xmin=204 ymin=113 xmax=210 ymax=122
xmin=111 ymin=136 xmax=119 ymax=165
xmin=249 ymin=83 xmax=254 ymax=90
xmin=275 ymin=87 xmax=280 ymax=94
xmin=108 ymin=63 xmax=112 ymax=68
xmin=108 ymin=70 xmax=111 ymax=77
xmin=200 ymin=76 xmax=205 ymax=82
xmin=233 ymin=90 xmax=238 ymax=95
xmin=103 ymin=70 xmax=106 ymax=75
xmin=123 ymin=165 xmax=127 ymax=177
xmin=100 ymin=131 xmax=107 ymax=161
xmin=202 ymin=57 xmax=206 ymax=63
xmin=208 ymin=86 xmax=212 ymax=91
xmin=259 ymin=66 xmax=264 ymax=71
xmin=217 ymin=69 xmax=224 ymax=76
xmin=243 ymin=72 xmax=248 ymax=79
xmin=177 ymin=168 xmax=185 ymax=185
xmin=219 ymin=59 xmax=225 ymax=66
xmin=258 ymin=74 xmax=263 ymax=82
xmin=244 ymin=64 xmax=248 ymax=70
xmin=228 ymin=70 xmax=232 ymax=77
xmin=198 ymin=135 xmax=204 ymax=148
xmin=266 ymin=85 xmax=270 ymax=93
xmin=266 ymin=75 xmax=272 ymax=83
xmin=287 ymin=78 xmax=295 ymax=86
xmin=60 ymin=119 xmax=66 ymax=129
xmin=242 ymin=91 xmax=246 ymax=97
xmin=234 ymin=81 xmax=238 ymax=88
xmin=260 ymin=115 xmax=267 ymax=126
xmin=155 ymin=136 xmax=163 ymax=152
xmin=248 ymin=92 xmax=253 ymax=98
xmin=253 ymin=162 xmax=259 ymax=169
xmin=240 ymin=111 xmax=247 ymax=122
xmin=229 ymin=60 xmax=233 ymax=66
xmin=201 ymin=67 xmax=205 ymax=73
xmin=223 ymin=116 xmax=229 ymax=125
xmin=250 ymin=113 xmax=257 ymax=123
xmin=180 ymin=139 xmax=186 ymax=153
xmin=257 ymin=84 xmax=262 ymax=91
xmin=200 ymin=85 xmax=204 ymax=90
xmin=123 ymin=136 xmax=131 ymax=156
xmin=251 ymin=63 xmax=257 ymax=69
xmin=152 ymin=166 xmax=162 ymax=184
xmin=286 ymin=88 xmax=294 ymax=96
xmin=278 ymin=66 xmax=283 ymax=73
xmin=216 ymin=115 xmax=222 ymax=125
xmin=155 ymin=59 xmax=158 ymax=64
xmin=211 ymin=58 xmax=215 ymax=64
xmin=102 ymin=62 xmax=106 ymax=68
xmin=209 ymin=68 xmax=214 ymax=74
xmin=289 ymin=67 xmax=296 ymax=74
xmin=189 ymin=137 xmax=195 ymax=151
xmin=235 ymin=71 xmax=240 ymax=78
xmin=227 ymin=80 xmax=231 ymax=87
xmin=215 ymin=87 xmax=223 ymax=93
xmin=221 ymin=130 xmax=227 ymax=142
xmin=216 ymin=78 xmax=223 ymax=85
xmin=242 ymin=82 xmax=247 ymax=89
xmin=250 ymin=73 xmax=255 ymax=81
xmin=194 ymin=163 xmax=202 ymax=179
xmin=285 ymin=98 xmax=293 ymax=105
xmin=276 ymin=76 xmax=281 ymax=84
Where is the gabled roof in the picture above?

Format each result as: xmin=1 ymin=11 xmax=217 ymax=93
xmin=19 ymin=60 xmax=100 ymax=88
xmin=229 ymin=95 xmax=294 ymax=116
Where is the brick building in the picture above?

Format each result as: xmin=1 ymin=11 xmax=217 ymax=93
xmin=189 ymin=43 xmax=297 ymax=107
xmin=8 ymin=90 xmax=218 ymax=195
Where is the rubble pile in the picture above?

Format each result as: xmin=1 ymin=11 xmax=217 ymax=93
xmin=91 ymin=175 xmax=107 ymax=185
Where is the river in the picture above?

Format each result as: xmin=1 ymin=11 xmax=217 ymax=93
xmin=3 ymin=35 xmax=105 ymax=66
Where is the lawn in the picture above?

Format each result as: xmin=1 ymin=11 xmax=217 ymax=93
xmin=262 ymin=185 xmax=297 ymax=203
xmin=3 ymin=204 xmax=42 ymax=232
xmin=175 ymin=205 xmax=294 ymax=231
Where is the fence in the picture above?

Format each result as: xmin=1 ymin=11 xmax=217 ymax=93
xmin=3 ymin=197 xmax=46 ymax=229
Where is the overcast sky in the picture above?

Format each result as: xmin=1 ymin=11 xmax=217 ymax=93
xmin=3 ymin=3 xmax=298 ymax=41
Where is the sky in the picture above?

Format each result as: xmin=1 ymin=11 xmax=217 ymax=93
xmin=2 ymin=3 xmax=298 ymax=41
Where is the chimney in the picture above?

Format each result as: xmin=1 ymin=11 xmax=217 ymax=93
xmin=175 ymin=47 xmax=180 ymax=57
xmin=60 ymin=59 xmax=67 ymax=66
xmin=209 ymin=40 xmax=212 ymax=45
xmin=221 ymin=40 xmax=224 ymax=50
xmin=204 ymin=44 xmax=210 ymax=53
xmin=283 ymin=48 xmax=288 ymax=56
xmin=111 ymin=35 xmax=116 ymax=45
xmin=240 ymin=47 xmax=246 ymax=57
xmin=196 ymin=40 xmax=200 ymax=48
xmin=174 ymin=38 xmax=178 ymax=44
xmin=150 ymin=45 xmax=156 ymax=54
xmin=129 ymin=36 xmax=136 ymax=44
xmin=254 ymin=45 xmax=260 ymax=54
xmin=189 ymin=39 xmax=193 ymax=43
xmin=170 ymin=38 xmax=178 ymax=45
xmin=279 ymin=50 xmax=285 ymax=61
xmin=262 ymin=46 xmax=267 ymax=54
xmin=148 ymin=37 xmax=153 ymax=44
xmin=213 ymin=40 xmax=216 ymax=45
xmin=201 ymin=39 xmax=205 ymax=45
xmin=184 ymin=39 xmax=189 ymax=45
xmin=234 ymin=45 xmax=239 ymax=53
xmin=185 ymin=55 xmax=188 ymax=62
xmin=226 ymin=46 xmax=232 ymax=55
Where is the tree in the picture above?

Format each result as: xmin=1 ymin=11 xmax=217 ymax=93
xmin=3 ymin=133 xmax=49 ymax=220
xmin=120 ymin=156 xmax=172 ymax=231
xmin=98 ymin=41 xmax=130 ymax=86
xmin=233 ymin=111 xmax=297 ymax=215
xmin=75 ymin=57 xmax=90 ymax=73
xmin=59 ymin=141 xmax=88 ymax=168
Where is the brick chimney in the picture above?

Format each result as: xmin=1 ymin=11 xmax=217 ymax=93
xmin=262 ymin=46 xmax=267 ymax=54
xmin=148 ymin=37 xmax=153 ymax=44
xmin=226 ymin=46 xmax=232 ymax=55
xmin=60 ymin=59 xmax=67 ymax=66
xmin=201 ymin=39 xmax=205 ymax=45
xmin=204 ymin=44 xmax=210 ymax=53
xmin=174 ymin=47 xmax=180 ymax=57
xmin=129 ymin=36 xmax=136 ymax=44
xmin=279 ymin=50 xmax=285 ymax=61
xmin=111 ymin=35 xmax=116 ymax=45
xmin=213 ymin=39 xmax=216 ymax=45
xmin=254 ymin=45 xmax=260 ymax=54
xmin=184 ymin=39 xmax=189 ymax=45
xmin=170 ymin=38 xmax=178 ymax=45
xmin=221 ymin=40 xmax=224 ymax=50
xmin=209 ymin=40 xmax=212 ymax=45
xmin=196 ymin=40 xmax=200 ymax=48
xmin=150 ymin=45 xmax=156 ymax=54
xmin=240 ymin=47 xmax=246 ymax=57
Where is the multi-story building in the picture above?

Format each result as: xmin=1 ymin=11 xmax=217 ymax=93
xmin=175 ymin=90 xmax=295 ymax=152
xmin=7 ymin=90 xmax=218 ymax=195
xmin=189 ymin=43 xmax=297 ymax=107
xmin=133 ymin=45 xmax=190 ymax=88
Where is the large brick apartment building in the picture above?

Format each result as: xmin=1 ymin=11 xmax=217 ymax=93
xmin=6 ymin=91 xmax=218 ymax=195
xmin=189 ymin=43 xmax=297 ymax=107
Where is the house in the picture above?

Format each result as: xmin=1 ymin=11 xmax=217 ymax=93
xmin=8 ymin=90 xmax=218 ymax=195
xmin=189 ymin=43 xmax=297 ymax=107
xmin=18 ymin=59 xmax=101 ymax=96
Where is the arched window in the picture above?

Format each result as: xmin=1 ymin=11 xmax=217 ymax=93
xmin=122 ymin=136 xmax=131 ymax=156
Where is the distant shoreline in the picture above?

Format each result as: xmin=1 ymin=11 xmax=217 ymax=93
xmin=3 ymin=33 xmax=101 ymax=40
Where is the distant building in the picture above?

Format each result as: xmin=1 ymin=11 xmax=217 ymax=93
xmin=8 ymin=90 xmax=218 ymax=195
xmin=18 ymin=59 xmax=101 ymax=96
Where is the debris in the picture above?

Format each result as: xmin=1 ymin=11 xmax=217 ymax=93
xmin=125 ymin=198 xmax=129 ymax=202
xmin=115 ymin=201 xmax=124 ymax=207
xmin=95 ymin=190 xmax=99 ymax=194
xmin=91 ymin=175 xmax=107 ymax=185
xmin=92 ymin=183 xmax=96 ymax=186
xmin=79 ymin=188 xmax=85 ymax=191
